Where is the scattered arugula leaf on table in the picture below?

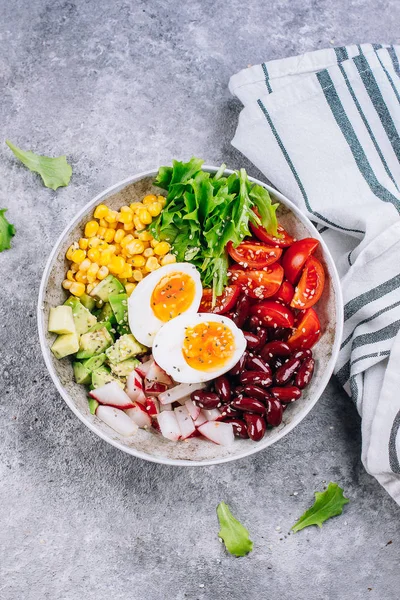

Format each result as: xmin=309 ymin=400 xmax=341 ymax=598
xmin=0 ymin=209 xmax=16 ymax=252
xmin=6 ymin=140 xmax=72 ymax=190
xmin=216 ymin=501 xmax=253 ymax=557
xmin=291 ymin=482 xmax=349 ymax=533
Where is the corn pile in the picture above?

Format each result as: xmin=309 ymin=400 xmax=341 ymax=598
xmin=63 ymin=194 xmax=175 ymax=298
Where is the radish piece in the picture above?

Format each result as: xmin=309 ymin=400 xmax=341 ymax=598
xmin=157 ymin=411 xmax=181 ymax=441
xmin=194 ymin=411 xmax=207 ymax=428
xmin=96 ymin=405 xmax=138 ymax=436
xmin=126 ymin=403 xmax=152 ymax=428
xmin=185 ymin=398 xmax=201 ymax=421
xmin=160 ymin=403 xmax=172 ymax=412
xmin=198 ymin=421 xmax=234 ymax=446
xmin=144 ymin=380 xmax=168 ymax=396
xmin=174 ymin=406 xmax=196 ymax=440
xmin=202 ymin=408 xmax=221 ymax=422
xmin=146 ymin=361 xmax=173 ymax=385
xmin=126 ymin=371 xmax=146 ymax=404
xmin=135 ymin=358 xmax=153 ymax=379
xmin=145 ymin=397 xmax=159 ymax=418
xmin=159 ymin=382 xmax=206 ymax=405
xmin=90 ymin=381 xmax=134 ymax=409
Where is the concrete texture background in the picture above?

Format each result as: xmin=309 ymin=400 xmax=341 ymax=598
xmin=1 ymin=1 xmax=399 ymax=598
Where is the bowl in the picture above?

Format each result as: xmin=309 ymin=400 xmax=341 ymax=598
xmin=38 ymin=166 xmax=343 ymax=466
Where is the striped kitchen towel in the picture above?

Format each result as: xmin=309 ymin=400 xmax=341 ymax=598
xmin=229 ymin=43 xmax=400 ymax=504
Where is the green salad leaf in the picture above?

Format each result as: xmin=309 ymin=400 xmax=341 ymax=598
xmin=149 ymin=157 xmax=279 ymax=298
xmin=0 ymin=209 xmax=16 ymax=252
xmin=6 ymin=140 xmax=72 ymax=190
xmin=291 ymin=482 xmax=349 ymax=533
xmin=217 ymin=502 xmax=253 ymax=557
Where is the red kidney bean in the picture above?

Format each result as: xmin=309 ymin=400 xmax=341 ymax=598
xmin=233 ymin=385 xmax=245 ymax=397
xmin=231 ymin=396 xmax=266 ymax=414
xmin=214 ymin=375 xmax=231 ymax=403
xmin=260 ymin=341 xmax=291 ymax=362
xmin=293 ymin=349 xmax=313 ymax=361
xmin=255 ymin=327 xmax=269 ymax=349
xmin=229 ymin=351 xmax=248 ymax=377
xmin=245 ymin=355 xmax=272 ymax=376
xmin=271 ymin=357 xmax=284 ymax=372
xmin=269 ymin=327 xmax=291 ymax=341
xmin=294 ymin=357 xmax=315 ymax=389
xmin=274 ymin=357 xmax=301 ymax=385
xmin=225 ymin=418 xmax=249 ymax=438
xmin=270 ymin=386 xmax=301 ymax=403
xmin=243 ymin=384 xmax=271 ymax=402
xmin=220 ymin=404 xmax=241 ymax=418
xmin=243 ymin=331 xmax=261 ymax=350
xmin=232 ymin=293 xmax=251 ymax=328
xmin=266 ymin=398 xmax=283 ymax=427
xmin=244 ymin=413 xmax=267 ymax=441
xmin=247 ymin=315 xmax=263 ymax=331
xmin=191 ymin=390 xmax=221 ymax=409
xmin=240 ymin=370 xmax=273 ymax=388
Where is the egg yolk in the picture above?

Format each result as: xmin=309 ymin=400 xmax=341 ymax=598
xmin=182 ymin=321 xmax=236 ymax=371
xmin=151 ymin=272 xmax=196 ymax=322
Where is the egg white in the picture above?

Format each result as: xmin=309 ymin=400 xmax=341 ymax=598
xmin=127 ymin=262 xmax=202 ymax=347
xmin=152 ymin=313 xmax=247 ymax=383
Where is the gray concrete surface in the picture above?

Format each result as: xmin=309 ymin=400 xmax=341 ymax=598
xmin=1 ymin=1 xmax=399 ymax=598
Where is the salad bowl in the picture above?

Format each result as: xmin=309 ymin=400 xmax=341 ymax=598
xmin=38 ymin=166 xmax=343 ymax=466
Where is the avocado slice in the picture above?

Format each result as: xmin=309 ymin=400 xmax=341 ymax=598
xmin=98 ymin=302 xmax=117 ymax=325
xmin=109 ymin=357 xmax=140 ymax=378
xmin=48 ymin=305 xmax=76 ymax=335
xmin=91 ymin=275 xmax=125 ymax=302
xmin=64 ymin=296 xmax=97 ymax=335
xmin=80 ymin=293 xmax=96 ymax=312
xmin=73 ymin=361 xmax=91 ymax=385
xmin=109 ymin=293 xmax=130 ymax=335
xmin=106 ymin=334 xmax=147 ymax=364
xmin=76 ymin=327 xmax=113 ymax=359
xmin=83 ymin=353 xmax=107 ymax=372
xmin=91 ymin=365 xmax=125 ymax=389
xmin=88 ymin=398 xmax=99 ymax=414
xmin=51 ymin=332 xmax=80 ymax=359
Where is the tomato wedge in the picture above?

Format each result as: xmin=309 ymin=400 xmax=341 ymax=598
xmin=281 ymin=238 xmax=319 ymax=284
xmin=227 ymin=240 xmax=282 ymax=268
xmin=291 ymin=256 xmax=325 ymax=309
xmin=228 ymin=263 xmax=284 ymax=300
xmin=250 ymin=217 xmax=295 ymax=248
xmin=250 ymin=300 xmax=295 ymax=328
xmin=200 ymin=284 xmax=241 ymax=315
xmin=287 ymin=308 xmax=321 ymax=350
xmin=270 ymin=280 xmax=295 ymax=305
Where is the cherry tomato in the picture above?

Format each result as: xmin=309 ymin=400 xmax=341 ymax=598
xmin=281 ymin=238 xmax=319 ymax=284
xmin=228 ymin=263 xmax=284 ymax=300
xmin=250 ymin=214 xmax=295 ymax=248
xmin=291 ymin=256 xmax=325 ymax=309
xmin=227 ymin=240 xmax=282 ymax=269
xmin=250 ymin=300 xmax=295 ymax=328
xmin=287 ymin=308 xmax=321 ymax=350
xmin=270 ymin=280 xmax=295 ymax=304
xmin=199 ymin=284 xmax=241 ymax=315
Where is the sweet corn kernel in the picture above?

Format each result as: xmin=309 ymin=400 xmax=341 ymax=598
xmin=94 ymin=204 xmax=109 ymax=219
xmin=86 ymin=282 xmax=97 ymax=294
xmin=109 ymin=255 xmax=126 ymax=275
xmin=99 ymin=249 xmax=113 ymax=266
xmin=97 ymin=266 xmax=109 ymax=280
xmin=105 ymin=210 xmax=119 ymax=224
xmin=66 ymin=242 xmax=79 ymax=261
xmin=99 ymin=218 xmax=108 ymax=228
xmin=145 ymin=256 xmax=160 ymax=272
xmin=125 ymin=283 xmax=136 ymax=297
xmin=71 ymin=249 xmax=86 ymax=264
xmin=67 ymin=270 xmax=75 ymax=282
xmin=161 ymin=253 xmax=177 ymax=266
xmin=70 ymin=282 xmax=86 ymax=297
xmin=104 ymin=228 xmax=115 ymax=243
xmin=129 ymin=255 xmax=146 ymax=268
xmin=79 ymin=258 xmax=91 ymax=272
xmin=123 ymin=222 xmax=134 ymax=231
xmin=87 ymin=248 xmax=100 ymax=262
xmin=120 ymin=265 xmax=133 ymax=279
xmin=97 ymin=226 xmax=107 ymax=239
xmin=88 ymin=237 xmax=101 ymax=249
xmin=119 ymin=211 xmax=133 ymax=224
xmin=97 ymin=240 xmax=109 ymax=250
xmin=143 ymin=194 xmax=158 ymax=205
xmin=126 ymin=240 xmax=145 ymax=255
xmin=70 ymin=263 xmax=80 ymax=273
xmin=138 ymin=208 xmax=152 ymax=225
xmin=108 ymin=222 xmax=118 ymax=230
xmin=143 ymin=247 xmax=154 ymax=258
xmin=113 ymin=243 xmax=121 ymax=255
xmin=120 ymin=247 xmax=129 ymax=259
xmin=150 ymin=239 xmax=159 ymax=248
xmin=158 ymin=195 xmax=167 ymax=207
xmin=87 ymin=263 xmax=100 ymax=282
xmin=62 ymin=279 xmax=72 ymax=290
xmin=120 ymin=234 xmax=134 ymax=248
xmin=133 ymin=216 xmax=145 ymax=231
xmin=75 ymin=270 xmax=88 ymax=283
xmin=85 ymin=220 xmax=99 ymax=238
xmin=79 ymin=238 xmax=89 ymax=250
xmin=107 ymin=244 xmax=117 ymax=255
xmin=120 ymin=205 xmax=133 ymax=214
xmin=137 ymin=230 xmax=153 ymax=241
xmin=154 ymin=241 xmax=170 ymax=256
xmin=119 ymin=278 xmax=128 ymax=286
xmin=114 ymin=229 xmax=125 ymax=244
xmin=147 ymin=202 xmax=162 ymax=217
xmin=133 ymin=269 xmax=143 ymax=282
xmin=131 ymin=202 xmax=144 ymax=213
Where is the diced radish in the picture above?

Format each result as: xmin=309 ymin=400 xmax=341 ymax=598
xmin=126 ymin=371 xmax=146 ymax=404
xmin=185 ymin=398 xmax=201 ymax=421
xmin=96 ymin=405 xmax=138 ymax=436
xmin=135 ymin=358 xmax=153 ymax=379
xmin=90 ymin=381 xmax=134 ymax=409
xmin=160 ymin=403 xmax=172 ymax=412
xmin=159 ymin=382 xmax=206 ymax=405
xmin=144 ymin=380 xmax=168 ymax=396
xmin=145 ymin=397 xmax=160 ymax=418
xmin=174 ymin=406 xmax=196 ymax=440
xmin=146 ymin=361 xmax=173 ymax=385
xmin=126 ymin=403 xmax=152 ymax=428
xmin=157 ymin=411 xmax=181 ymax=441
xmin=194 ymin=411 xmax=207 ymax=428
xmin=198 ymin=421 xmax=234 ymax=446
xmin=201 ymin=408 xmax=222 ymax=422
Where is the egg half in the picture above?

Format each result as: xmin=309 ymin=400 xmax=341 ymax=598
xmin=152 ymin=313 xmax=247 ymax=383
xmin=128 ymin=262 xmax=202 ymax=347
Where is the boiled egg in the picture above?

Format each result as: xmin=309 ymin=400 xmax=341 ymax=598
xmin=152 ymin=313 xmax=247 ymax=383
xmin=128 ymin=262 xmax=202 ymax=347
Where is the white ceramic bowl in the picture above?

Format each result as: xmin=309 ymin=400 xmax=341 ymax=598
xmin=38 ymin=166 xmax=343 ymax=466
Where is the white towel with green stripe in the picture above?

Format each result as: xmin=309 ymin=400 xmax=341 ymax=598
xmin=230 ymin=43 xmax=400 ymax=504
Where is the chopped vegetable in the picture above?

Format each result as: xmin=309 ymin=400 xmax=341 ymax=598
xmin=216 ymin=501 xmax=253 ymax=557
xmin=0 ymin=209 xmax=16 ymax=252
xmin=6 ymin=140 xmax=72 ymax=190
xmin=291 ymin=482 xmax=349 ymax=533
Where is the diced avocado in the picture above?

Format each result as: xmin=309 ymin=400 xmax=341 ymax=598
xmin=91 ymin=275 xmax=125 ymax=302
xmin=82 ymin=353 xmax=107 ymax=372
xmin=51 ymin=332 xmax=80 ymax=359
xmin=98 ymin=302 xmax=117 ymax=325
xmin=109 ymin=293 xmax=130 ymax=335
xmin=76 ymin=327 xmax=113 ymax=359
xmin=73 ymin=361 xmax=91 ymax=385
xmin=87 ymin=321 xmax=113 ymax=335
xmin=64 ymin=296 xmax=97 ymax=335
xmin=88 ymin=398 xmax=99 ymax=414
xmin=48 ymin=305 xmax=76 ymax=335
xmin=91 ymin=365 xmax=125 ymax=389
xmin=106 ymin=334 xmax=147 ymax=364
xmin=109 ymin=357 xmax=140 ymax=378
xmin=80 ymin=293 xmax=96 ymax=312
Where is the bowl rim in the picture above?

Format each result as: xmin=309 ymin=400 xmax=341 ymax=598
xmin=37 ymin=165 xmax=344 ymax=466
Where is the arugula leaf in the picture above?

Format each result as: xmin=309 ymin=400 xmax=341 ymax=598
xmin=0 ymin=209 xmax=16 ymax=252
xmin=6 ymin=140 xmax=72 ymax=190
xmin=217 ymin=502 xmax=253 ymax=557
xmin=291 ymin=482 xmax=349 ymax=533
xmin=249 ymin=184 xmax=279 ymax=237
